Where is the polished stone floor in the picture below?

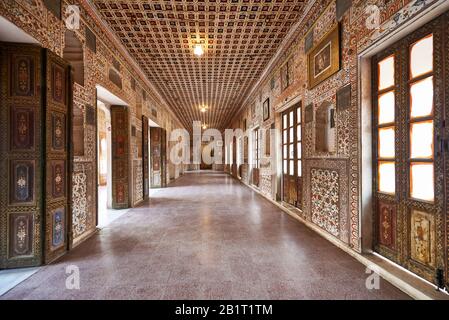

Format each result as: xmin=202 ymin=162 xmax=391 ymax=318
xmin=1 ymin=172 xmax=409 ymax=300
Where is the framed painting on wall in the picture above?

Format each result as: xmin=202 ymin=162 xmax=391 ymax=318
xmin=307 ymin=24 xmax=340 ymax=89
xmin=263 ymin=98 xmax=270 ymax=122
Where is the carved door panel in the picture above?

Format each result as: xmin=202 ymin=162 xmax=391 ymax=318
xmin=0 ymin=44 xmax=43 ymax=268
xmin=161 ymin=128 xmax=167 ymax=187
xmin=0 ymin=45 xmax=72 ymax=268
xmin=111 ymin=105 xmax=129 ymax=209
xmin=232 ymin=136 xmax=237 ymax=176
xmin=373 ymin=13 xmax=447 ymax=285
xmin=252 ymin=128 xmax=260 ymax=187
xmin=150 ymin=127 xmax=166 ymax=188
xmin=44 ymin=50 xmax=71 ymax=264
xmin=282 ymin=103 xmax=302 ymax=208
xmin=243 ymin=136 xmax=249 ymax=164
xmin=142 ymin=116 xmax=149 ymax=199
xmin=252 ymin=168 xmax=260 ymax=187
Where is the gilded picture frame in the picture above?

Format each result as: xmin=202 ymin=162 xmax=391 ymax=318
xmin=308 ymin=24 xmax=340 ymax=89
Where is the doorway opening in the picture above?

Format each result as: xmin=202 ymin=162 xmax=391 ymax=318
xmin=200 ymin=142 xmax=213 ymax=170
xmin=281 ymin=102 xmax=303 ymax=208
xmin=96 ymin=85 xmax=129 ymax=227
xmin=0 ymin=15 xmax=43 ymax=293
xmin=237 ymin=137 xmax=242 ymax=178
xmin=150 ymin=126 xmax=167 ymax=189
xmin=252 ymin=127 xmax=260 ymax=187
xmin=146 ymin=118 xmax=159 ymax=195
xmin=96 ymin=100 xmax=112 ymax=227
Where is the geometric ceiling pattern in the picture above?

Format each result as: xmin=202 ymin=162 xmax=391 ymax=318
xmin=93 ymin=0 xmax=307 ymax=131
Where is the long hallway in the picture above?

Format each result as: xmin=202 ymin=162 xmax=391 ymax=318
xmin=1 ymin=172 xmax=408 ymax=300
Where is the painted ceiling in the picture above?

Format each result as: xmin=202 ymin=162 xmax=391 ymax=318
xmin=93 ymin=0 xmax=307 ymax=131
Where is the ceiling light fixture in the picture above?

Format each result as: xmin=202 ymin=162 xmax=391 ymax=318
xmin=200 ymin=105 xmax=208 ymax=113
xmin=202 ymin=124 xmax=208 ymax=130
xmin=193 ymin=44 xmax=204 ymax=57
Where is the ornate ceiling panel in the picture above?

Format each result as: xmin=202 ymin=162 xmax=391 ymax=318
xmin=93 ymin=0 xmax=307 ymax=131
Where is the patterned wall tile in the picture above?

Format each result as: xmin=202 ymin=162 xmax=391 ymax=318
xmin=310 ymin=168 xmax=340 ymax=237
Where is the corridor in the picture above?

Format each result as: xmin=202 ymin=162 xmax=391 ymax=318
xmin=1 ymin=172 xmax=408 ymax=300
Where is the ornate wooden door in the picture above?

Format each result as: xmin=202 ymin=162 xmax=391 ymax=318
xmin=372 ymin=13 xmax=448 ymax=286
xmin=161 ymin=128 xmax=167 ymax=187
xmin=252 ymin=128 xmax=260 ymax=187
xmin=142 ymin=115 xmax=149 ymax=199
xmin=0 ymin=45 xmax=72 ymax=268
xmin=150 ymin=127 xmax=167 ymax=188
xmin=111 ymin=105 xmax=129 ymax=209
xmin=282 ymin=103 xmax=303 ymax=208
xmin=243 ymin=136 xmax=249 ymax=164
xmin=232 ymin=136 xmax=237 ymax=176
xmin=0 ymin=44 xmax=43 ymax=268
xmin=43 ymin=49 xmax=71 ymax=264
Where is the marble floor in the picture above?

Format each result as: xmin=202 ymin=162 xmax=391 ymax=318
xmin=1 ymin=172 xmax=409 ymax=300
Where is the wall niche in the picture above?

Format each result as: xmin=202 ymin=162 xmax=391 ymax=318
xmin=315 ymin=101 xmax=336 ymax=153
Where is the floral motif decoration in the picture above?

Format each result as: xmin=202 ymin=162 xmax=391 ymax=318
xmin=72 ymin=172 xmax=88 ymax=238
xmin=52 ymin=208 xmax=64 ymax=249
xmin=311 ymin=168 xmax=340 ymax=237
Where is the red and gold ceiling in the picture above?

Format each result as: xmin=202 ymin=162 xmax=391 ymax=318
xmin=92 ymin=0 xmax=307 ymax=131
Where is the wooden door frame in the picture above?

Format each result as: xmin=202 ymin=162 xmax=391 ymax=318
xmin=110 ymin=105 xmax=130 ymax=209
xmin=370 ymin=13 xmax=447 ymax=286
xmin=150 ymin=126 xmax=167 ymax=188
xmin=251 ymin=127 xmax=260 ymax=187
xmin=281 ymin=102 xmax=302 ymax=207
xmin=142 ymin=115 xmax=149 ymax=200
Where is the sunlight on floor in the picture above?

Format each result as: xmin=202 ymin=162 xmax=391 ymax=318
xmin=0 ymin=267 xmax=39 ymax=296
xmin=98 ymin=186 xmax=129 ymax=229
